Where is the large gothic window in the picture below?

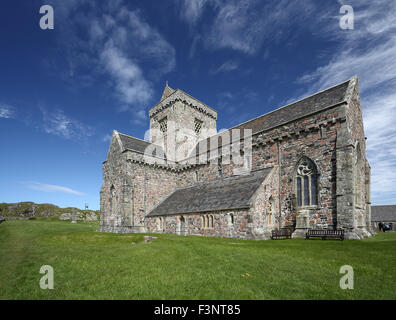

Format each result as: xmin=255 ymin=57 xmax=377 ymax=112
xmin=296 ymin=157 xmax=318 ymax=207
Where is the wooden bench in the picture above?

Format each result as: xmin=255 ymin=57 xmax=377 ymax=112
xmin=306 ymin=229 xmax=344 ymax=241
xmin=271 ymin=228 xmax=293 ymax=240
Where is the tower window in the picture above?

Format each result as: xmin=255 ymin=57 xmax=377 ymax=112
xmin=194 ymin=118 xmax=203 ymax=135
xmin=159 ymin=116 xmax=168 ymax=133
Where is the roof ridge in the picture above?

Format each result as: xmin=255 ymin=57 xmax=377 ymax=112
xmin=117 ymin=131 xmax=150 ymax=144
xmin=150 ymin=88 xmax=218 ymax=114
xmin=344 ymin=75 xmax=358 ymax=104
xmin=229 ymin=77 xmax=351 ymax=131
xmin=175 ymin=88 xmax=218 ymax=113
xmin=114 ymin=130 xmax=124 ymax=150
xmin=372 ymin=204 xmax=396 ymax=207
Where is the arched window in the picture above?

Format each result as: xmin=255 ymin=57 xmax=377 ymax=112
xmin=218 ymin=158 xmax=223 ymax=177
xmin=355 ymin=143 xmax=363 ymax=208
xmin=296 ymin=157 xmax=318 ymax=207
xmin=210 ymin=215 xmax=214 ymax=228
xmin=110 ymin=185 xmax=116 ymax=215
xmin=201 ymin=216 xmax=204 ymax=228
xmin=267 ymin=196 xmax=274 ymax=226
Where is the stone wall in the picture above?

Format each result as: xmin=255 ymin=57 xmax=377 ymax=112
xmin=174 ymin=104 xmax=345 ymax=235
xmin=99 ymin=133 xmax=129 ymax=233
xmin=343 ymin=78 xmax=371 ymax=237
xmin=145 ymin=167 xmax=279 ymax=240
xmin=249 ymin=166 xmax=279 ymax=239
xmin=145 ymin=209 xmax=259 ymax=239
xmin=149 ymin=98 xmax=217 ymax=162
xmin=99 ymin=134 xmax=178 ymax=233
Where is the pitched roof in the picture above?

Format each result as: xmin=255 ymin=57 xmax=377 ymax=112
xmin=371 ymin=205 xmax=396 ymax=222
xmin=118 ymin=132 xmax=151 ymax=153
xmin=189 ymin=78 xmax=352 ymax=157
xmin=118 ymin=132 xmax=166 ymax=159
xmin=150 ymin=86 xmax=218 ymax=120
xmin=160 ymin=81 xmax=176 ymax=102
xmin=233 ymin=78 xmax=351 ymax=135
xmin=147 ymin=167 xmax=273 ymax=216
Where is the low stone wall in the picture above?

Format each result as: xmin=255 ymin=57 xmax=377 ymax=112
xmin=145 ymin=209 xmax=268 ymax=240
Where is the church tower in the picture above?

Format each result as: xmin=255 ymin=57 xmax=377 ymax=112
xmin=148 ymin=82 xmax=217 ymax=162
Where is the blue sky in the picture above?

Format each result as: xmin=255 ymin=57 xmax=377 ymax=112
xmin=0 ymin=0 xmax=395 ymax=210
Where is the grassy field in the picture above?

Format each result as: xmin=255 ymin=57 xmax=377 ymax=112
xmin=0 ymin=220 xmax=395 ymax=300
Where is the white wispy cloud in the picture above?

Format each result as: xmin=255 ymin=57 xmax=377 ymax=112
xmin=100 ymin=42 xmax=152 ymax=106
xmin=44 ymin=0 xmax=175 ymax=122
xmin=131 ymin=109 xmax=148 ymax=125
xmin=296 ymin=0 xmax=396 ymax=204
xmin=178 ymin=0 xmax=317 ymax=55
xmin=0 ymin=103 xmax=15 ymax=118
xmin=210 ymin=60 xmax=239 ymax=75
xmin=177 ymin=0 xmax=211 ymax=25
xmin=40 ymin=108 xmax=94 ymax=140
xmin=103 ymin=134 xmax=112 ymax=143
xmin=22 ymin=182 xmax=85 ymax=196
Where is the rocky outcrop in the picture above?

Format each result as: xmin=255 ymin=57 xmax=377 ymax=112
xmin=59 ymin=210 xmax=98 ymax=221
xmin=0 ymin=202 xmax=99 ymax=221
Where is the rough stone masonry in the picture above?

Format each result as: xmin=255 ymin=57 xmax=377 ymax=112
xmin=98 ymin=76 xmax=372 ymax=240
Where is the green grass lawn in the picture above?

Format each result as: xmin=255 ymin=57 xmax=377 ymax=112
xmin=0 ymin=220 xmax=395 ymax=300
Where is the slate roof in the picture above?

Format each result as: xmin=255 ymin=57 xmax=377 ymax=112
xmin=233 ymin=79 xmax=350 ymax=134
xmin=118 ymin=133 xmax=151 ymax=153
xmin=118 ymin=132 xmax=166 ymax=159
xmin=189 ymin=78 xmax=351 ymax=156
xmin=371 ymin=205 xmax=396 ymax=222
xmin=147 ymin=167 xmax=273 ymax=216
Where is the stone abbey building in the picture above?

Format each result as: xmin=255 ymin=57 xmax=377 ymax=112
xmin=99 ymin=76 xmax=372 ymax=240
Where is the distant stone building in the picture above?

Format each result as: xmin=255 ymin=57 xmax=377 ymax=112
xmin=371 ymin=205 xmax=396 ymax=231
xmin=99 ymin=76 xmax=372 ymax=239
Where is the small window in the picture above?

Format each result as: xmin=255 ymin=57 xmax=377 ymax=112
xmin=194 ymin=171 xmax=199 ymax=182
xmin=194 ymin=118 xmax=203 ymax=135
xmin=218 ymin=158 xmax=223 ymax=177
xmin=159 ymin=116 xmax=168 ymax=133
xmin=202 ymin=214 xmax=214 ymax=229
